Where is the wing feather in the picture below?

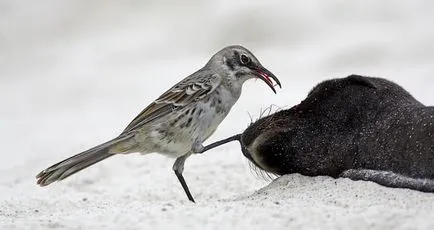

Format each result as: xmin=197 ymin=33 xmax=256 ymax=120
xmin=122 ymin=73 xmax=222 ymax=133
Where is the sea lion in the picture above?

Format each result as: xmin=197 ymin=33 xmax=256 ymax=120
xmin=199 ymin=75 xmax=434 ymax=192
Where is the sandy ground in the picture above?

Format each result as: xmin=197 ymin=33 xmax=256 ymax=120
xmin=1 ymin=1 xmax=434 ymax=229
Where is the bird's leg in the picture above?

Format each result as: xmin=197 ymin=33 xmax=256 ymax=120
xmin=180 ymin=134 xmax=241 ymax=202
xmin=173 ymin=154 xmax=195 ymax=203
xmin=192 ymin=134 xmax=242 ymax=154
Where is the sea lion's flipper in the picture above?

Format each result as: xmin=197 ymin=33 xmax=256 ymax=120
xmin=340 ymin=169 xmax=434 ymax=193
xmin=346 ymin=75 xmax=378 ymax=89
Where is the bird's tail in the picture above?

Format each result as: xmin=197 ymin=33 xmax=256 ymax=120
xmin=36 ymin=135 xmax=134 ymax=186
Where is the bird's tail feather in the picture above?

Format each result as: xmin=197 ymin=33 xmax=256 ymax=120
xmin=36 ymin=135 xmax=134 ymax=186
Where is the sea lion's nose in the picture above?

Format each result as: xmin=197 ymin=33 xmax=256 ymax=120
xmin=241 ymin=145 xmax=253 ymax=161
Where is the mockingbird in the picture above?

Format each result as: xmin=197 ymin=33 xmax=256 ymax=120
xmin=36 ymin=45 xmax=281 ymax=202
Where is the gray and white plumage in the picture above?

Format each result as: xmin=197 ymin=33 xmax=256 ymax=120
xmin=36 ymin=45 xmax=281 ymax=202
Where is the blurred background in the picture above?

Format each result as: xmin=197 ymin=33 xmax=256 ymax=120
xmin=1 ymin=0 xmax=434 ymax=190
xmin=2 ymin=1 xmax=434 ymax=228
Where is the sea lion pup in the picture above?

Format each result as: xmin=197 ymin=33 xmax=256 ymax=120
xmin=199 ymin=75 xmax=434 ymax=193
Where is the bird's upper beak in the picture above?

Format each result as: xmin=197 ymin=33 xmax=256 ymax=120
xmin=252 ymin=66 xmax=281 ymax=94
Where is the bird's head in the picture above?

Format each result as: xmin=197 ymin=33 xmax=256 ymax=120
xmin=207 ymin=45 xmax=281 ymax=93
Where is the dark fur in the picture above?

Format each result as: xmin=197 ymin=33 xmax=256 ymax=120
xmin=240 ymin=75 xmax=434 ymax=192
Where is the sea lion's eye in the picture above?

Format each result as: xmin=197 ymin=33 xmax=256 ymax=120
xmin=240 ymin=54 xmax=250 ymax=65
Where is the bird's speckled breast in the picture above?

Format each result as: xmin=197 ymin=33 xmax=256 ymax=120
xmin=145 ymin=86 xmax=240 ymax=157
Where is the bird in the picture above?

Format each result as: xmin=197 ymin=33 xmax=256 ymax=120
xmin=36 ymin=45 xmax=281 ymax=202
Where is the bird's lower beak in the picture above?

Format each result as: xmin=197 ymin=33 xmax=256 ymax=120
xmin=253 ymin=66 xmax=282 ymax=94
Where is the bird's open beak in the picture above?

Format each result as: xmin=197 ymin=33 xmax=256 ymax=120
xmin=253 ymin=66 xmax=281 ymax=94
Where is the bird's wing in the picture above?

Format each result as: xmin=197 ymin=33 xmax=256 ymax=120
xmin=122 ymin=73 xmax=223 ymax=133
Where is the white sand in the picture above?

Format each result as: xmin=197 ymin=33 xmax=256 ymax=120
xmin=1 ymin=1 xmax=434 ymax=229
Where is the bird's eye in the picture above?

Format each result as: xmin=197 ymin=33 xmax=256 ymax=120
xmin=240 ymin=54 xmax=250 ymax=65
